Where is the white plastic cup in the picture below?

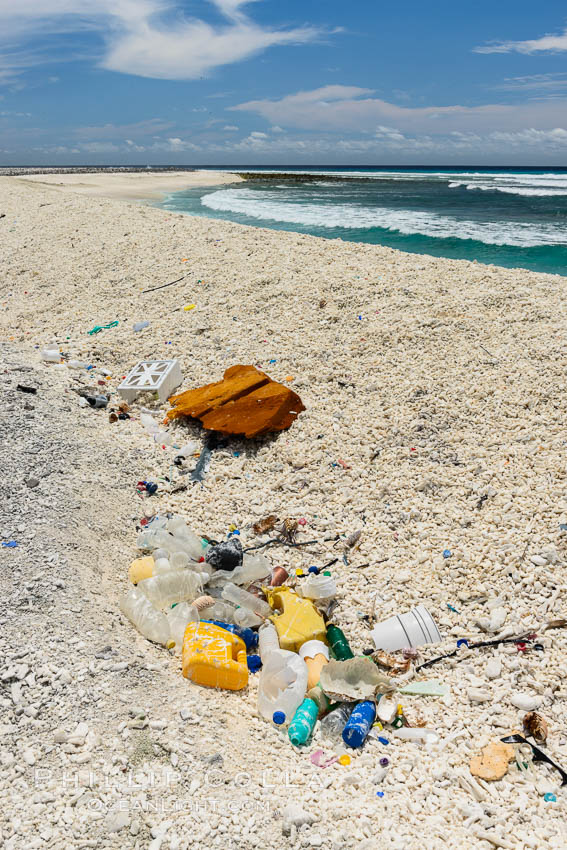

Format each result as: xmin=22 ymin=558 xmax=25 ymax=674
xmin=370 ymin=605 xmax=441 ymax=652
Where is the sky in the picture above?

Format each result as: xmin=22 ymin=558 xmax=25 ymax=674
xmin=1 ymin=0 xmax=567 ymax=165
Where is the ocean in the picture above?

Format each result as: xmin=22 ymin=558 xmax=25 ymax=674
xmin=159 ymin=167 xmax=567 ymax=276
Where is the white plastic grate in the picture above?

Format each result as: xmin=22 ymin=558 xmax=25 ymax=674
xmin=117 ymin=359 xmax=182 ymax=403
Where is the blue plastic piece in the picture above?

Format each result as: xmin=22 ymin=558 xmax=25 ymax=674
xmin=273 ymin=711 xmax=286 ymax=725
xmin=342 ymin=701 xmax=377 ymax=748
xmin=201 ymin=620 xmax=259 ymax=650
xmin=456 ymin=639 xmax=469 ymax=648
xmin=443 ymin=549 xmax=452 ymax=559
xmin=308 ymin=566 xmax=319 ymax=574
xmin=378 ymin=736 xmax=389 ymax=746
xmin=247 ymin=654 xmax=262 ymax=673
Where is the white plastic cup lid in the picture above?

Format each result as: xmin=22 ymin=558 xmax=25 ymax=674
xmin=299 ymin=640 xmax=330 ymax=661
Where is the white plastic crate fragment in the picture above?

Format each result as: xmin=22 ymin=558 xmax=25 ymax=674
xmin=118 ymin=359 xmax=182 ymax=403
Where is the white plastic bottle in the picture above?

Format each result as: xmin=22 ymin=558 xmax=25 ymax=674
xmin=41 ymin=346 xmax=60 ymax=362
xmin=257 ymin=649 xmax=308 ymax=725
xmin=301 ymin=573 xmax=336 ymax=601
xmin=138 ymin=570 xmax=202 ymax=609
xmin=221 ymin=582 xmax=272 ymax=617
xmin=119 ymin=587 xmax=170 ymax=645
xmin=166 ymin=602 xmax=199 ymax=652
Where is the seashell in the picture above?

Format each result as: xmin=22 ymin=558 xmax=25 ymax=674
xmin=523 ymin=711 xmax=548 ymax=744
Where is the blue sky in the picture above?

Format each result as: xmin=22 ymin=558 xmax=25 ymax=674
xmin=1 ymin=0 xmax=567 ymax=164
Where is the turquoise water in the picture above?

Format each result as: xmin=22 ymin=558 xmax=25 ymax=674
xmin=160 ymin=167 xmax=567 ymax=276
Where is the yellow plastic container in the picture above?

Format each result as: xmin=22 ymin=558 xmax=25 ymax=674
xmin=128 ymin=556 xmax=154 ymax=585
xmin=264 ymin=587 xmax=327 ymax=652
xmin=182 ymin=622 xmax=248 ymax=691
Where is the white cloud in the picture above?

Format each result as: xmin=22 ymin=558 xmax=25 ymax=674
xmin=74 ymin=118 xmax=173 ymax=139
xmin=231 ymin=83 xmax=567 ymax=134
xmin=0 ymin=0 xmax=324 ymax=83
xmin=496 ymin=73 xmax=567 ymax=92
xmin=163 ymin=137 xmax=201 ymax=151
xmin=222 ymin=124 xmax=239 ymax=131
xmin=475 ymin=26 xmax=567 ymax=54
xmin=79 ymin=140 xmax=120 ymax=153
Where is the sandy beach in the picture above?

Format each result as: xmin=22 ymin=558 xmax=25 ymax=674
xmin=2 ymin=170 xmax=567 ymax=850
xmin=15 ymin=169 xmax=243 ymax=199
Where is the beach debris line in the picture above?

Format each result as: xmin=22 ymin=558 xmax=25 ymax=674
xmin=167 ymin=364 xmax=305 ymax=438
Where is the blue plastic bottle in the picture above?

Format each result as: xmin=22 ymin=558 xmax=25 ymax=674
xmin=342 ymin=700 xmax=376 ymax=748
xmin=201 ymin=620 xmax=259 ymax=651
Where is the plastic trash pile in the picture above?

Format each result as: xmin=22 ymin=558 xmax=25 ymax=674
xmin=119 ymin=513 xmax=448 ymax=758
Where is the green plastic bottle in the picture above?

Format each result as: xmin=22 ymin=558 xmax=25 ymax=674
xmin=327 ymin=624 xmax=354 ymax=660
xmin=288 ymin=698 xmax=319 ymax=746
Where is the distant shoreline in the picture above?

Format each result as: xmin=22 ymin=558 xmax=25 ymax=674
xmin=10 ymin=169 xmax=242 ymax=200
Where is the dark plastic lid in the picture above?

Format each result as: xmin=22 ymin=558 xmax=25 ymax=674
xmin=273 ymin=711 xmax=286 ymax=725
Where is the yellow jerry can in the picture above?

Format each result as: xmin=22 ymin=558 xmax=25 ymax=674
xmin=263 ymin=586 xmax=327 ymax=652
xmin=182 ymin=622 xmax=248 ymax=690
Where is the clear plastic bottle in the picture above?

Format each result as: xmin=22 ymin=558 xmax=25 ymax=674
xmin=67 ymin=360 xmax=87 ymax=370
xmin=120 ymin=587 xmax=170 ymax=645
xmin=140 ymin=413 xmax=160 ymax=435
xmin=137 ymin=529 xmax=158 ymax=551
xmin=154 ymin=529 xmax=207 ymax=562
xmin=138 ymin=570 xmax=202 ymax=609
xmin=257 ymin=649 xmax=308 ymax=725
xmin=153 ymin=557 xmax=175 ymax=576
xmin=233 ymin=607 xmax=264 ymax=629
xmin=170 ymin=551 xmax=190 ymax=570
xmin=237 ymin=553 xmax=271 ymax=583
xmin=222 ymin=582 xmax=272 ymax=617
xmin=258 ymin=622 xmax=280 ymax=661
xmin=199 ymin=600 xmax=238 ymax=624
xmin=320 ymin=703 xmax=353 ymax=743
xmin=166 ymin=602 xmax=199 ymax=652
xmin=167 ymin=515 xmax=188 ymax=535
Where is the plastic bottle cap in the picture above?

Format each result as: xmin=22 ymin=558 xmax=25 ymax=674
xmin=339 ymin=754 xmax=351 ymax=766
xmin=308 ymin=566 xmax=319 ymax=574
xmin=247 ymin=655 xmax=262 ymax=673
xmin=273 ymin=711 xmax=286 ymax=725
